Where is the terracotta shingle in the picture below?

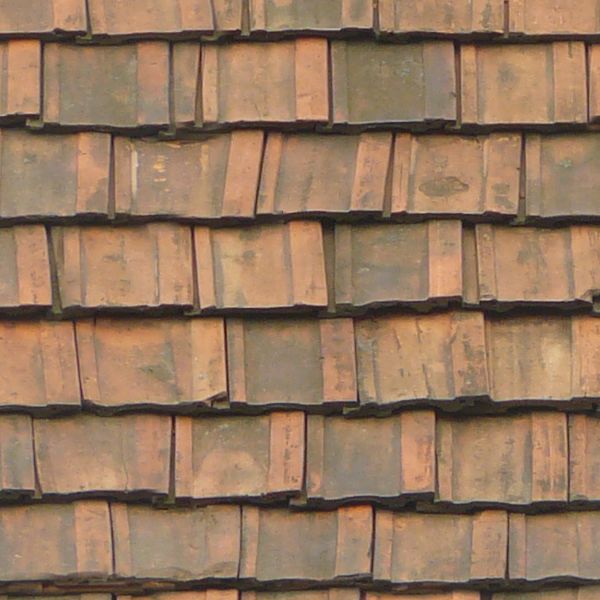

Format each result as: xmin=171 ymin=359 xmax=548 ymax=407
xmin=368 ymin=594 xmax=480 ymax=600
xmin=569 ymin=415 xmax=600 ymax=502
xmin=0 ymin=0 xmax=86 ymax=35
xmin=194 ymin=222 xmax=327 ymax=311
xmin=34 ymin=414 xmax=171 ymax=498
xmin=331 ymin=41 xmax=456 ymax=125
xmin=112 ymin=504 xmax=240 ymax=580
xmin=585 ymin=45 xmax=600 ymax=122
xmin=175 ymin=412 xmax=304 ymax=500
xmin=494 ymin=589 xmax=600 ymax=600
xmin=0 ymin=415 xmax=35 ymax=498
xmin=240 ymin=506 xmax=372 ymax=582
xmin=244 ymin=593 xmax=360 ymax=600
xmin=306 ymin=411 xmax=435 ymax=503
xmin=76 ymin=317 xmax=226 ymax=410
xmin=374 ymin=510 xmax=508 ymax=583
xmin=120 ymin=593 xmax=238 ymax=600
xmin=0 ymin=40 xmax=40 ymax=120
xmin=509 ymin=0 xmax=600 ymax=34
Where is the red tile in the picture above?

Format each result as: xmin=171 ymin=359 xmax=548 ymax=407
xmin=494 ymin=589 xmax=600 ymax=600
xmin=461 ymin=43 xmax=587 ymax=125
xmin=43 ymin=43 xmax=169 ymax=128
xmin=0 ymin=130 xmax=110 ymax=219
xmin=0 ymin=40 xmax=40 ymax=119
xmin=437 ymin=413 xmax=568 ymax=505
xmin=114 ymin=132 xmax=263 ymax=220
xmin=120 ymin=593 xmax=238 ymax=600
xmin=587 ymin=45 xmax=600 ymax=122
xmin=368 ymin=594 xmax=480 ymax=600
xmin=0 ymin=415 xmax=35 ymax=497
xmin=194 ymin=222 xmax=327 ymax=311
xmin=307 ymin=411 xmax=435 ymax=503
xmin=0 ymin=321 xmax=80 ymax=410
xmin=112 ymin=504 xmax=240 ymax=580
xmin=244 ymin=593 xmax=359 ymax=600
xmin=0 ymin=501 xmax=112 ymax=580
xmin=333 ymin=221 xmax=462 ymax=309
xmin=374 ymin=510 xmax=507 ymax=583
xmin=510 ymin=0 xmax=600 ymax=34
xmin=332 ymin=41 xmax=456 ymax=125
xmin=52 ymin=224 xmax=193 ymax=311
xmin=175 ymin=412 xmax=304 ymax=500
xmin=34 ymin=414 xmax=171 ymax=498
xmin=0 ymin=0 xmax=86 ymax=34
xmin=569 ymin=415 xmax=600 ymax=502
xmin=226 ymin=317 xmax=356 ymax=406
xmin=76 ymin=317 xmax=226 ymax=410
xmin=240 ymin=506 xmax=372 ymax=582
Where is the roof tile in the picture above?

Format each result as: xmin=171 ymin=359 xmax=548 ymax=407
xmin=0 ymin=40 xmax=40 ymax=119
xmin=239 ymin=506 xmax=372 ymax=582
xmin=437 ymin=412 xmax=568 ymax=505
xmin=460 ymin=43 xmax=587 ymax=125
xmin=120 ymin=593 xmax=238 ymax=600
xmin=43 ymin=42 xmax=170 ymax=128
xmin=112 ymin=504 xmax=240 ymax=580
xmin=0 ymin=0 xmax=86 ymax=35
xmin=306 ymin=411 xmax=435 ymax=503
xmin=243 ymin=592 xmax=360 ymax=600
xmin=569 ymin=415 xmax=600 ymax=502
xmin=34 ymin=414 xmax=172 ymax=498
xmin=194 ymin=222 xmax=327 ymax=311
xmin=374 ymin=510 xmax=508 ymax=583
xmin=175 ymin=412 xmax=304 ymax=500
xmin=493 ymin=588 xmax=600 ymax=600
xmin=75 ymin=317 xmax=226 ymax=410
xmin=586 ymin=44 xmax=600 ymax=122
xmin=52 ymin=224 xmax=194 ymax=311
xmin=509 ymin=0 xmax=600 ymax=34
xmin=0 ymin=415 xmax=35 ymax=498
xmin=367 ymin=594 xmax=480 ymax=600
xmin=331 ymin=41 xmax=456 ymax=125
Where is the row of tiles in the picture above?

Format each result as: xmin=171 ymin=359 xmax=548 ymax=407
xmin=4 ymin=39 xmax=600 ymax=129
xmin=1 ymin=410 xmax=599 ymax=506
xmin=6 ymin=221 xmax=600 ymax=314
xmin=4 ymin=312 xmax=600 ymax=411
xmin=6 ymin=501 xmax=600 ymax=584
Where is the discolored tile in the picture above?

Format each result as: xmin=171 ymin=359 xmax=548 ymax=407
xmin=0 ymin=40 xmax=40 ymax=119
xmin=509 ymin=0 xmax=600 ymax=34
xmin=0 ymin=415 xmax=35 ymax=498
xmin=569 ymin=415 xmax=600 ymax=502
xmin=0 ymin=0 xmax=86 ymax=35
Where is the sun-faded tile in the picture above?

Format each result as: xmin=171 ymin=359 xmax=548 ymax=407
xmin=112 ymin=504 xmax=240 ymax=580
xmin=510 ymin=0 xmax=600 ymax=34
xmin=306 ymin=411 xmax=435 ymax=503
xmin=76 ymin=318 xmax=226 ymax=410
xmin=391 ymin=133 xmax=521 ymax=218
xmin=226 ymin=317 xmax=356 ymax=406
xmin=0 ymin=501 xmax=112 ymax=580
xmin=194 ymin=222 xmax=327 ymax=311
xmin=0 ymin=321 xmax=80 ymax=410
xmin=331 ymin=41 xmax=456 ymax=125
xmin=461 ymin=43 xmax=587 ymax=125
xmin=569 ymin=415 xmax=600 ymax=502
xmin=509 ymin=512 xmax=600 ymax=581
xmin=356 ymin=312 xmax=488 ymax=405
xmin=244 ymin=592 xmax=360 ymax=600
xmin=173 ymin=39 xmax=328 ymax=127
xmin=52 ymin=224 xmax=193 ymax=311
xmin=0 ymin=0 xmax=86 ymax=35
xmin=114 ymin=132 xmax=263 ymax=220
xmin=249 ymin=0 xmax=372 ymax=32
xmin=494 ymin=588 xmax=600 ymax=600
xmin=0 ymin=40 xmax=40 ymax=119
xmin=0 ymin=415 xmax=35 ymax=498
xmin=34 ymin=414 xmax=171 ymax=498
xmin=374 ymin=510 xmax=507 ymax=583
xmin=0 ymin=130 xmax=110 ymax=219
xmin=257 ymin=132 xmax=392 ymax=217
xmin=175 ymin=412 xmax=304 ymax=500
xmin=379 ymin=0 xmax=504 ymax=34
xmin=43 ymin=43 xmax=169 ymax=128
xmin=240 ymin=506 xmax=372 ymax=582
xmin=333 ymin=221 xmax=462 ymax=309
xmin=368 ymin=594 xmax=480 ymax=600
xmin=437 ymin=413 xmax=568 ymax=505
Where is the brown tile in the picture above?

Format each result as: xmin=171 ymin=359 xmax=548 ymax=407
xmin=0 ymin=40 xmax=40 ymax=119
xmin=0 ymin=0 xmax=86 ymax=34
xmin=34 ymin=414 xmax=171 ymax=497
xmin=114 ymin=132 xmax=263 ymax=220
xmin=494 ymin=589 xmax=600 ymax=600
xmin=368 ymin=594 xmax=480 ymax=600
xmin=333 ymin=221 xmax=462 ymax=309
xmin=332 ymin=41 xmax=456 ymax=125
xmin=391 ymin=133 xmax=520 ymax=218
xmin=112 ymin=504 xmax=240 ymax=580
xmin=249 ymin=0 xmax=372 ymax=32
xmin=244 ymin=593 xmax=359 ymax=600
xmin=257 ymin=132 xmax=391 ymax=217
xmin=52 ymin=224 xmax=193 ymax=311
xmin=0 ymin=321 xmax=80 ymax=410
xmin=120 ymin=593 xmax=238 ymax=600
xmin=175 ymin=412 xmax=304 ymax=500
xmin=437 ymin=412 xmax=568 ymax=505
xmin=0 ymin=415 xmax=35 ymax=497
xmin=43 ymin=43 xmax=169 ymax=128
xmin=461 ymin=43 xmax=587 ymax=125
xmin=509 ymin=512 xmax=600 ymax=581
xmin=226 ymin=317 xmax=356 ymax=406
xmin=589 ymin=45 xmax=600 ymax=122
xmin=510 ymin=0 xmax=600 ymax=34
xmin=194 ymin=222 xmax=327 ymax=311
xmin=379 ymin=0 xmax=503 ymax=33
xmin=356 ymin=312 xmax=488 ymax=405
xmin=76 ymin=317 xmax=226 ymax=409
xmin=307 ymin=411 xmax=435 ymax=503
xmin=569 ymin=415 xmax=600 ymax=502
xmin=240 ymin=506 xmax=372 ymax=582
xmin=374 ymin=510 xmax=507 ymax=583
xmin=0 ymin=130 xmax=110 ymax=219
xmin=0 ymin=501 xmax=112 ymax=580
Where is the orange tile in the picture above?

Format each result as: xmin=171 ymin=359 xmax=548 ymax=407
xmin=494 ymin=589 xmax=600 ymax=600
xmin=0 ymin=0 xmax=86 ymax=34
xmin=368 ymin=594 xmax=479 ymax=600
xmin=510 ymin=0 xmax=600 ymax=34
xmin=0 ymin=40 xmax=40 ymax=119
xmin=123 ymin=593 xmax=239 ymax=600
xmin=0 ymin=415 xmax=35 ymax=497
xmin=244 ymin=593 xmax=360 ymax=600
xmin=569 ymin=415 xmax=600 ymax=502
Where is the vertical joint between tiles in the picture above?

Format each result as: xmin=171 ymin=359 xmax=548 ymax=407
xmin=108 ymin=135 xmax=116 ymax=219
xmin=168 ymin=42 xmax=176 ymax=134
xmin=454 ymin=41 xmax=462 ymax=129
xmin=83 ymin=0 xmax=93 ymax=36
xmin=586 ymin=42 xmax=592 ymax=124
xmin=503 ymin=0 xmax=510 ymax=37
xmin=373 ymin=0 xmax=381 ymax=36
xmin=71 ymin=319 xmax=86 ymax=410
xmin=253 ymin=132 xmax=268 ymax=217
xmin=517 ymin=133 xmax=527 ymax=223
xmin=108 ymin=503 xmax=117 ymax=577
xmin=168 ymin=414 xmax=177 ymax=504
xmin=327 ymin=40 xmax=334 ymax=127
xmin=382 ymin=133 xmax=395 ymax=218
xmin=45 ymin=225 xmax=62 ymax=315
xmin=190 ymin=226 xmax=201 ymax=312
xmin=29 ymin=417 xmax=42 ymax=499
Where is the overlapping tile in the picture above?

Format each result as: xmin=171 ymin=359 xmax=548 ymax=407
xmin=494 ymin=588 xmax=600 ymax=600
xmin=244 ymin=592 xmax=360 ymax=600
xmin=0 ymin=0 xmax=86 ymax=35
xmin=569 ymin=415 xmax=600 ymax=502
xmin=368 ymin=594 xmax=480 ymax=600
xmin=0 ymin=415 xmax=35 ymax=498
xmin=509 ymin=0 xmax=600 ymax=35
xmin=0 ymin=40 xmax=40 ymax=120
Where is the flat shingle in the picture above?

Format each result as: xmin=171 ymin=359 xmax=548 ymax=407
xmin=0 ymin=40 xmax=41 ymax=120
xmin=509 ymin=0 xmax=600 ymax=34
xmin=0 ymin=0 xmax=86 ymax=35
